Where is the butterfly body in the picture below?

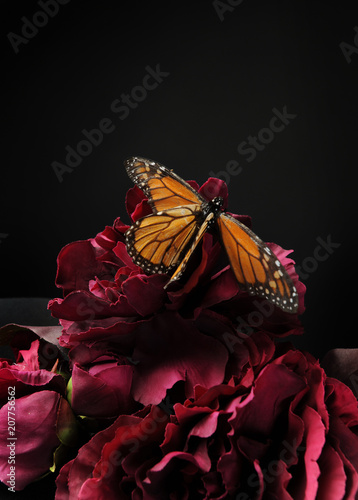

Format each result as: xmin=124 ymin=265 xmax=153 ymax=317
xmin=125 ymin=156 xmax=299 ymax=313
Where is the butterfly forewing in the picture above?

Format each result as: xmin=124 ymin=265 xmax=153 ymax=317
xmin=125 ymin=157 xmax=204 ymax=213
xmin=217 ymin=213 xmax=298 ymax=313
xmin=126 ymin=205 xmax=201 ymax=274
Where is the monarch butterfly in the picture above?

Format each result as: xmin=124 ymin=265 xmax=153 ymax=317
xmin=125 ymin=156 xmax=299 ymax=313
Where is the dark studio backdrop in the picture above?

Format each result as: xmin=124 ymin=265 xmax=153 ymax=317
xmin=2 ymin=1 xmax=358 ymax=353
xmin=1 ymin=0 xmax=358 ymax=497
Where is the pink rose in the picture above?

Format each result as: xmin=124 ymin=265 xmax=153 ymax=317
xmin=0 ymin=330 xmax=78 ymax=490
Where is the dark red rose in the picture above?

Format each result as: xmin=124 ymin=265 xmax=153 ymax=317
xmin=55 ymin=404 xmax=170 ymax=500
xmin=0 ymin=331 xmax=78 ymax=490
xmin=49 ymin=177 xmax=304 ymax=347
xmin=55 ymin=335 xmax=358 ymax=499
xmin=48 ymin=217 xmax=168 ymax=349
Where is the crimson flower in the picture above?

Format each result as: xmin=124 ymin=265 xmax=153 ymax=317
xmin=55 ymin=334 xmax=358 ymax=499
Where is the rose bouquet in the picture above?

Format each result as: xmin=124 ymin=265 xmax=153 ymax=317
xmin=1 ymin=160 xmax=357 ymax=499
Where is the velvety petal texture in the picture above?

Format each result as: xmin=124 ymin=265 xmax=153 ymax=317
xmin=53 ymin=338 xmax=358 ymax=499
xmin=0 ymin=391 xmax=61 ymax=490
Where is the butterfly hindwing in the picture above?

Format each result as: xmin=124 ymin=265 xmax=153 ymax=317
xmin=126 ymin=205 xmax=201 ymax=274
xmin=216 ymin=212 xmax=299 ymax=313
xmin=164 ymin=212 xmax=215 ymax=288
xmin=125 ymin=156 xmax=204 ymax=213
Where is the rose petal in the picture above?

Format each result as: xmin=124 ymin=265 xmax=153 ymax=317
xmin=122 ymin=274 xmax=166 ymax=316
xmin=0 ymin=391 xmax=61 ymax=490
xmin=18 ymin=340 xmax=40 ymax=371
xmin=55 ymin=240 xmax=115 ymax=296
xmin=57 ymin=316 xmax=146 ymax=350
xmin=71 ymin=363 xmax=136 ymax=418
xmin=199 ymin=178 xmax=229 ymax=208
xmin=131 ymin=312 xmax=228 ymax=405
xmin=316 ymin=444 xmax=347 ymax=500
xmin=301 ymin=406 xmax=326 ymax=500
xmin=49 ymin=290 xmax=137 ymax=320
xmin=94 ymin=223 xmax=126 ymax=251
xmin=56 ymin=414 xmax=139 ymax=500
xmin=232 ymin=363 xmax=307 ymax=438
xmin=112 ymin=241 xmax=138 ymax=268
xmin=125 ymin=185 xmax=151 ymax=221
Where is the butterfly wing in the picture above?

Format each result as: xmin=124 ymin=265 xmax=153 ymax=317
xmin=125 ymin=156 xmax=205 ymax=213
xmin=125 ymin=205 xmax=202 ymax=274
xmin=164 ymin=212 xmax=215 ymax=289
xmin=217 ymin=212 xmax=298 ymax=313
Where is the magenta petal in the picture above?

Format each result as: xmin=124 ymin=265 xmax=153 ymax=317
xmin=0 ymin=391 xmax=61 ymax=490
xmin=233 ymin=364 xmax=307 ymax=438
xmin=329 ymin=415 xmax=358 ymax=480
xmin=199 ymin=178 xmax=229 ymax=208
xmin=200 ymin=267 xmax=239 ymax=309
xmin=0 ymin=367 xmax=66 ymax=402
xmin=125 ymin=185 xmax=145 ymax=215
xmin=55 ymin=240 xmax=114 ymax=295
xmin=187 ymin=179 xmax=200 ymax=191
xmin=316 ymin=444 xmax=346 ymax=500
xmin=55 ymin=415 xmax=137 ymax=500
xmin=49 ymin=290 xmax=136 ymax=320
xmin=94 ymin=223 xmax=125 ymax=250
xmin=122 ymin=275 xmax=166 ymax=316
xmin=217 ymin=446 xmax=243 ymax=493
xmin=301 ymin=406 xmax=326 ymax=500
xmin=189 ymin=411 xmax=220 ymax=439
xmin=131 ymin=198 xmax=153 ymax=222
xmin=264 ymin=460 xmax=292 ymax=499
xmin=141 ymin=451 xmax=205 ymax=497
xmin=58 ymin=316 xmax=146 ymax=349
xmin=55 ymin=459 xmax=73 ymax=499
xmin=112 ymin=241 xmax=137 ymax=268
xmin=131 ymin=312 xmax=228 ymax=405
xmin=71 ymin=363 xmax=135 ymax=417
xmin=18 ymin=340 xmax=40 ymax=371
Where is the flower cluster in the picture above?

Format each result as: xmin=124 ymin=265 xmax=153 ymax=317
xmin=0 ymin=177 xmax=357 ymax=499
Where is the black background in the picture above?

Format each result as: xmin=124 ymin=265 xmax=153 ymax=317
xmin=2 ymin=0 xmax=358 ymax=357
xmin=1 ymin=0 xmax=358 ymax=498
